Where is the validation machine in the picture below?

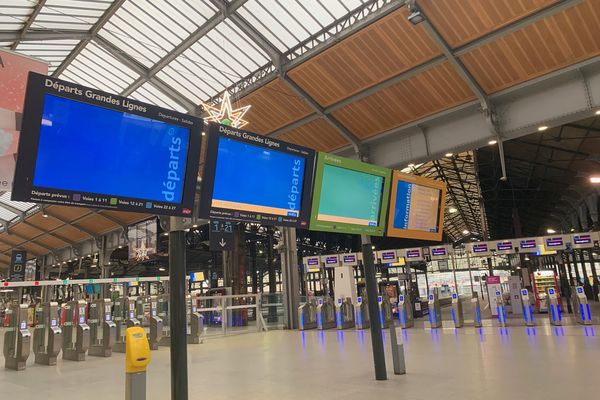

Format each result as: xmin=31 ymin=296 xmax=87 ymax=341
xmin=3 ymin=304 xmax=31 ymax=370
xmin=495 ymin=291 xmax=507 ymax=327
xmin=397 ymin=295 xmax=414 ymax=328
xmin=451 ymin=293 xmax=464 ymax=328
xmin=62 ymin=300 xmax=90 ymax=361
xmin=316 ymin=298 xmax=336 ymax=330
xmin=298 ymin=300 xmax=317 ymax=330
xmin=471 ymin=294 xmax=482 ymax=328
xmin=354 ymin=297 xmax=370 ymax=330
xmin=33 ymin=302 xmax=62 ymax=365
xmin=428 ymin=292 xmax=442 ymax=328
xmin=521 ymin=289 xmax=535 ymax=327
xmin=573 ymin=286 xmax=592 ymax=325
xmin=88 ymin=299 xmax=117 ymax=357
xmin=547 ymin=288 xmax=562 ymax=326
xmin=335 ymin=297 xmax=354 ymax=330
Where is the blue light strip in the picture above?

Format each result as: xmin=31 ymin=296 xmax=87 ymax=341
xmin=451 ymin=309 xmax=456 ymax=326
xmin=580 ymin=303 xmax=586 ymax=321
xmin=501 ymin=306 xmax=507 ymax=324
xmin=586 ymin=303 xmax=592 ymax=321
xmin=550 ymin=304 xmax=556 ymax=322
xmin=557 ymin=305 xmax=562 ymax=321
xmin=475 ymin=306 xmax=481 ymax=325
xmin=522 ymin=306 xmax=528 ymax=322
xmin=529 ymin=306 xmax=534 ymax=323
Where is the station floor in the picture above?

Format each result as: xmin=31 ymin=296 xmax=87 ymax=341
xmin=1 ymin=322 xmax=598 ymax=400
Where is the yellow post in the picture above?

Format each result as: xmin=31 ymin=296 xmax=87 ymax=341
xmin=125 ymin=326 xmax=151 ymax=400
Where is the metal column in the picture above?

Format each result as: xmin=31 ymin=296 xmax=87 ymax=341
xmin=280 ymin=227 xmax=300 ymax=329
xmin=169 ymin=219 xmax=188 ymax=400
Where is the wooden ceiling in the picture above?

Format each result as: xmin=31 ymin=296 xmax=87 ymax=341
xmin=235 ymin=0 xmax=599 ymax=151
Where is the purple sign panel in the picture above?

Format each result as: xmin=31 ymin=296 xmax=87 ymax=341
xmin=343 ymin=254 xmax=356 ymax=263
xmin=496 ymin=242 xmax=513 ymax=252
xmin=573 ymin=234 xmax=592 ymax=245
xmin=431 ymin=247 xmax=447 ymax=257
xmin=325 ymin=256 xmax=339 ymax=265
xmin=381 ymin=251 xmax=396 ymax=261
xmin=306 ymin=257 xmax=320 ymax=266
xmin=472 ymin=244 xmax=489 ymax=253
xmin=405 ymin=250 xmax=421 ymax=259
xmin=545 ymin=237 xmax=564 ymax=247
xmin=520 ymin=239 xmax=537 ymax=249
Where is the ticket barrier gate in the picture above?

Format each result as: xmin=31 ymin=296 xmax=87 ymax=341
xmin=33 ymin=302 xmax=62 ymax=365
xmin=62 ymin=300 xmax=90 ymax=361
xmin=428 ymin=292 xmax=442 ymax=329
xmin=521 ymin=289 xmax=535 ymax=327
xmin=354 ymin=297 xmax=370 ymax=330
xmin=188 ymin=294 xmax=204 ymax=344
xmin=547 ymin=288 xmax=562 ymax=326
xmin=451 ymin=293 xmax=464 ymax=328
xmin=316 ymin=298 xmax=336 ymax=330
xmin=378 ymin=295 xmax=393 ymax=328
xmin=495 ymin=291 xmax=507 ymax=327
xmin=88 ymin=299 xmax=117 ymax=357
xmin=471 ymin=294 xmax=482 ymax=328
xmin=335 ymin=297 xmax=355 ymax=330
xmin=148 ymin=296 xmax=163 ymax=350
xmin=397 ymin=295 xmax=414 ymax=328
xmin=114 ymin=297 xmax=140 ymax=353
xmin=573 ymin=286 xmax=592 ymax=325
xmin=3 ymin=304 xmax=31 ymax=370
xmin=298 ymin=300 xmax=317 ymax=330
xmin=158 ymin=294 xmax=172 ymax=346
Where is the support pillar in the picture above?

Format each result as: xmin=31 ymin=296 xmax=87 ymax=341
xmin=588 ymin=250 xmax=599 ymax=301
xmin=280 ymin=227 xmax=300 ymax=329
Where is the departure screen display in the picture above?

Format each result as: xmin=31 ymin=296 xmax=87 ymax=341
xmin=393 ymin=181 xmax=442 ymax=233
xmin=200 ymin=124 xmax=315 ymax=227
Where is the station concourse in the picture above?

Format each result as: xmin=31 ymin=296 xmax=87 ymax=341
xmin=1 ymin=1 xmax=600 ymax=399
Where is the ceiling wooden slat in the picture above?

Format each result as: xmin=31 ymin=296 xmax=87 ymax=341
xmin=331 ymin=62 xmax=476 ymax=140
xmin=76 ymin=215 xmax=118 ymax=233
xmin=9 ymin=223 xmax=44 ymax=239
xmin=237 ymin=78 xmax=313 ymax=135
xmin=46 ymin=205 xmax=91 ymax=220
xmin=278 ymin=118 xmax=349 ymax=152
xmin=26 ymin=213 xmax=64 ymax=231
xmin=288 ymin=8 xmax=442 ymax=107
xmin=460 ymin=1 xmax=600 ymax=93
xmin=419 ymin=0 xmax=559 ymax=48
xmin=99 ymin=210 xmax=148 ymax=225
xmin=34 ymin=235 xmax=70 ymax=249
xmin=0 ymin=234 xmax=24 ymax=247
xmin=53 ymin=225 xmax=90 ymax=242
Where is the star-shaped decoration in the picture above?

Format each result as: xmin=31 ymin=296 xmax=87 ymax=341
xmin=202 ymin=92 xmax=251 ymax=129
xmin=133 ymin=241 xmax=154 ymax=262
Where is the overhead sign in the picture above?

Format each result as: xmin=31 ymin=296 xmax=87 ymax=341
xmin=469 ymin=242 xmax=491 ymax=256
xmin=494 ymin=240 xmax=515 ymax=254
xmin=403 ymin=248 xmax=424 ymax=262
xmin=571 ymin=233 xmax=596 ymax=249
xmin=209 ymin=219 xmax=234 ymax=251
xmin=9 ymin=250 xmax=26 ymax=281
xmin=544 ymin=236 xmax=567 ymax=251
xmin=323 ymin=254 xmax=340 ymax=268
xmin=430 ymin=245 xmax=451 ymax=260
xmin=12 ymin=73 xmax=202 ymax=216
xmin=128 ymin=218 xmax=157 ymax=263
xmin=303 ymin=256 xmax=321 ymax=272
xmin=519 ymin=238 xmax=539 ymax=253
xmin=341 ymin=253 xmax=359 ymax=267
xmin=377 ymin=250 xmax=397 ymax=264
xmin=0 ymin=50 xmax=48 ymax=190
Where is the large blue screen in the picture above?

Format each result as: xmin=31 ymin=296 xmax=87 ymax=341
xmin=33 ymin=94 xmax=190 ymax=203
xmin=211 ymin=137 xmax=306 ymax=217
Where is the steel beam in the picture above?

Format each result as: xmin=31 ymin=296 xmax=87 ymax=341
xmin=53 ymin=0 xmax=126 ymax=77
xmin=10 ymin=0 xmax=47 ymax=50
xmin=0 ymin=30 xmax=91 ymax=42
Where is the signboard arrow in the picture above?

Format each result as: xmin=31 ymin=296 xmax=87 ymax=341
xmin=210 ymin=219 xmax=234 ymax=251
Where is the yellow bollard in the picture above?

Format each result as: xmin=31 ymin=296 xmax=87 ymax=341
xmin=125 ymin=326 xmax=151 ymax=400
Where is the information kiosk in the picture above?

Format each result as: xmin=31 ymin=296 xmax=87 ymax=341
xmin=573 ymin=286 xmax=592 ymax=325
xmin=33 ymin=302 xmax=62 ymax=365
xmin=521 ymin=289 xmax=535 ymax=327
xmin=451 ymin=293 xmax=464 ymax=328
xmin=397 ymin=294 xmax=414 ymax=328
xmin=547 ymin=288 xmax=562 ymax=326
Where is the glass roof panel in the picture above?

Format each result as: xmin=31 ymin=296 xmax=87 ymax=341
xmin=0 ymin=205 xmax=19 ymax=222
xmin=0 ymin=192 xmax=36 ymax=212
xmin=237 ymin=0 xmax=367 ymax=52
xmin=62 ymin=40 xmax=138 ymax=93
xmin=16 ymin=39 xmax=79 ymax=73
xmin=0 ymin=1 xmax=34 ymax=33
xmin=130 ymin=82 xmax=187 ymax=113
xmin=31 ymin=0 xmax=113 ymax=31
xmin=98 ymin=0 xmax=217 ymax=68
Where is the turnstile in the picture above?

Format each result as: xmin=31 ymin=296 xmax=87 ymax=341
xmin=495 ymin=291 xmax=507 ymax=327
xmin=428 ymin=292 xmax=442 ymax=328
xmin=148 ymin=296 xmax=163 ymax=350
xmin=3 ymin=304 xmax=31 ymax=370
xmin=547 ymin=288 xmax=562 ymax=326
xmin=450 ymin=293 xmax=464 ymax=328
xmin=298 ymin=300 xmax=317 ymax=330
xmin=335 ymin=297 xmax=355 ymax=330
xmin=378 ymin=295 xmax=393 ymax=328
xmin=316 ymin=298 xmax=336 ymax=330
xmin=521 ymin=289 xmax=535 ymax=327
xmin=62 ymin=300 xmax=90 ymax=361
xmin=88 ymin=299 xmax=116 ymax=357
xmin=397 ymin=295 xmax=414 ymax=328
xmin=573 ymin=286 xmax=592 ymax=325
xmin=113 ymin=297 xmax=140 ymax=353
xmin=354 ymin=297 xmax=370 ymax=330
xmin=188 ymin=293 xmax=204 ymax=344
xmin=33 ymin=302 xmax=62 ymax=365
xmin=471 ymin=294 xmax=482 ymax=328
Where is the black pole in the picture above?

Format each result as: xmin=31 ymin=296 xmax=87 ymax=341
xmin=361 ymin=241 xmax=387 ymax=381
xmin=169 ymin=229 xmax=188 ymax=400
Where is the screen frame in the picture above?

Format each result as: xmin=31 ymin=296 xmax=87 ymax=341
xmin=309 ymin=152 xmax=391 ymax=236
xmin=386 ymin=170 xmax=446 ymax=241
xmin=12 ymin=73 xmax=202 ymax=216
xmin=199 ymin=123 xmax=316 ymax=227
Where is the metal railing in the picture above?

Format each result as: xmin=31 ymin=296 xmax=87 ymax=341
xmin=195 ymin=294 xmax=267 ymax=337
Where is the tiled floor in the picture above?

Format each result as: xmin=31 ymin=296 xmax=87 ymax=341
xmin=1 ymin=321 xmax=598 ymax=400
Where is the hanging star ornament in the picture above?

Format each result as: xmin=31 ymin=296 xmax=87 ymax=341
xmin=133 ymin=241 xmax=154 ymax=262
xmin=202 ymin=91 xmax=251 ymax=129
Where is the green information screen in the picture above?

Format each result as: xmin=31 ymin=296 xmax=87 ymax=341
xmin=309 ymin=153 xmax=391 ymax=236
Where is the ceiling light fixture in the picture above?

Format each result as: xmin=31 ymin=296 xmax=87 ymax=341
xmin=449 ymin=207 xmax=458 ymax=213
xmin=462 ymin=229 xmax=470 ymax=235
xmin=445 ymin=152 xmax=453 ymax=157
xmin=546 ymin=228 xmax=556 ymax=234
xmin=590 ymin=176 xmax=600 ymax=183
xmin=538 ymin=125 xmax=548 ymax=131
xmin=596 ymin=110 xmax=600 ymax=115
xmin=42 ymin=213 xmax=48 ymax=218
xmin=488 ymin=140 xmax=497 ymax=145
